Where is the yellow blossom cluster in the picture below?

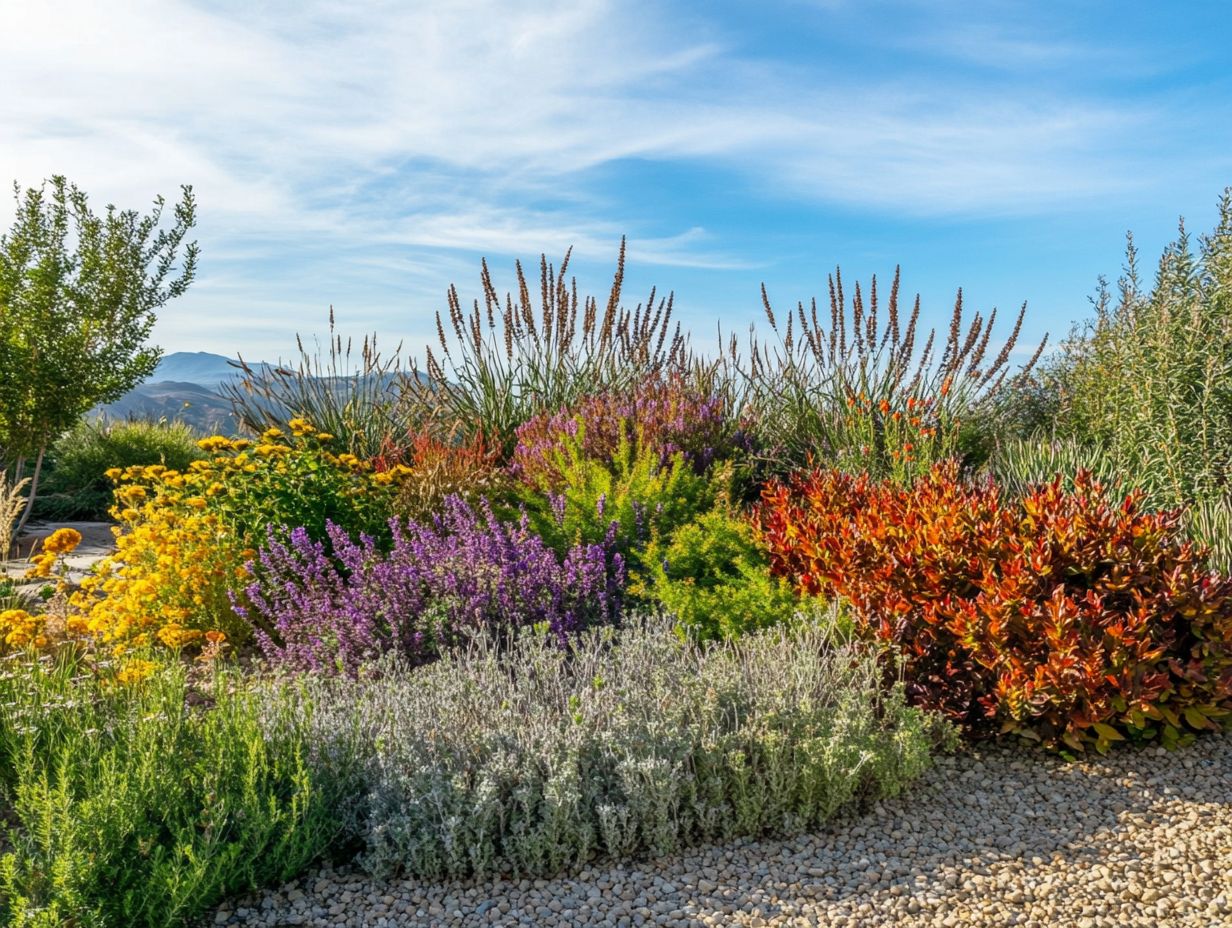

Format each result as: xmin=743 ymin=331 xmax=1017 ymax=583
xmin=0 ymin=608 xmax=45 ymax=651
xmin=24 ymin=526 xmax=82 ymax=579
xmin=73 ymin=421 xmax=409 ymax=653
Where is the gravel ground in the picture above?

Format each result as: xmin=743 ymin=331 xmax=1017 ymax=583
xmin=213 ymin=732 xmax=1231 ymax=928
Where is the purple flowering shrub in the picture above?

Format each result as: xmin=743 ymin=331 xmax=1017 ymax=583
xmin=236 ymin=496 xmax=624 ymax=674
xmin=510 ymin=378 xmax=740 ymax=490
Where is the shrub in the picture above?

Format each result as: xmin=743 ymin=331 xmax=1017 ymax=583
xmin=0 ymin=655 xmax=339 ymax=928
xmin=71 ymin=421 xmax=405 ymax=651
xmin=275 ymin=615 xmax=950 ymax=882
xmin=758 ymin=462 xmax=1232 ymax=751
xmin=1043 ymin=188 xmax=1232 ymax=507
xmin=510 ymin=380 xmax=739 ymax=490
xmin=238 ymin=497 xmax=624 ymax=675
xmin=716 ymin=266 xmax=1046 ymax=477
xmin=384 ymin=430 xmax=511 ymax=523
xmin=985 ymin=436 xmax=1125 ymax=500
xmin=517 ymin=425 xmax=716 ymax=571
xmin=642 ymin=506 xmax=801 ymax=640
xmin=35 ymin=418 xmax=203 ymax=521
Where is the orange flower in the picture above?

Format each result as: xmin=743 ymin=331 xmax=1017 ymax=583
xmin=940 ymin=377 xmax=952 ymax=398
xmin=878 ymin=399 xmax=891 ymax=414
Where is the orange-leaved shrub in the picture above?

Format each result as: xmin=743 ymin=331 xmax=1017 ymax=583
xmin=385 ymin=431 xmax=510 ymax=522
xmin=757 ymin=462 xmax=1232 ymax=751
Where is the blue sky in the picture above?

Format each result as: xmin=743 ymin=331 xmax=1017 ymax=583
xmin=2 ymin=0 xmax=1230 ymax=366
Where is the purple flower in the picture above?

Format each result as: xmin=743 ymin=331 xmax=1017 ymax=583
xmin=237 ymin=496 xmax=624 ymax=675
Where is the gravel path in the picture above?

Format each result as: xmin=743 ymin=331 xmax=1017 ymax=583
xmin=213 ymin=733 xmax=1231 ymax=927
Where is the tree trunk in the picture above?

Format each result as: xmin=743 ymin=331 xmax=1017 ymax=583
xmin=12 ymin=445 xmax=45 ymax=540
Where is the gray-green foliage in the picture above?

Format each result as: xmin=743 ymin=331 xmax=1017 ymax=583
xmin=1041 ymin=188 xmax=1232 ymax=508
xmin=987 ymin=437 xmax=1232 ymax=575
xmin=276 ymin=614 xmax=951 ymax=882
xmin=0 ymin=657 xmax=340 ymax=928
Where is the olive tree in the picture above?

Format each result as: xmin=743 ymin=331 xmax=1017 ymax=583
xmin=0 ymin=176 xmax=198 ymax=533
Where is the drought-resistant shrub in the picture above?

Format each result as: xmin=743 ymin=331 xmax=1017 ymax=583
xmin=238 ymin=497 xmax=624 ymax=675
xmin=35 ymin=418 xmax=204 ymax=521
xmin=272 ymin=616 xmax=949 ymax=882
xmin=717 ymin=267 xmax=1046 ymax=477
xmin=517 ymin=428 xmax=716 ymax=569
xmin=1042 ymin=188 xmax=1232 ymax=507
xmin=72 ymin=421 xmax=405 ymax=650
xmin=402 ymin=240 xmax=691 ymax=453
xmin=985 ymin=435 xmax=1123 ymax=501
xmin=758 ymin=462 xmax=1232 ymax=751
xmin=642 ymin=506 xmax=800 ymax=640
xmin=384 ymin=430 xmax=510 ymax=523
xmin=511 ymin=380 xmax=739 ymax=490
xmin=0 ymin=655 xmax=339 ymax=928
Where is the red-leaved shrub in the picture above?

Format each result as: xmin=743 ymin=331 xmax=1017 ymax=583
xmin=757 ymin=462 xmax=1232 ymax=751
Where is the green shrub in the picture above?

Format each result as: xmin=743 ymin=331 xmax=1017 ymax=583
xmin=283 ymin=615 xmax=951 ymax=882
xmin=643 ymin=506 xmax=801 ymax=639
xmin=1042 ymin=188 xmax=1232 ymax=507
xmin=517 ymin=425 xmax=715 ymax=569
xmin=0 ymin=655 xmax=340 ymax=928
xmin=35 ymin=418 xmax=203 ymax=521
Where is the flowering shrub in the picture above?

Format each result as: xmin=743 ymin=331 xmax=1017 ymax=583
xmin=511 ymin=380 xmax=739 ymax=490
xmin=642 ymin=506 xmax=800 ymax=640
xmin=238 ymin=496 xmax=624 ymax=675
xmin=758 ymin=462 xmax=1232 ymax=751
xmin=72 ymin=420 xmax=406 ymax=651
xmin=518 ymin=425 xmax=716 ymax=572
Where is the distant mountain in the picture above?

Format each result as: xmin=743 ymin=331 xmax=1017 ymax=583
xmin=153 ymin=351 xmax=245 ymax=388
xmin=91 ymin=350 xmax=426 ymax=435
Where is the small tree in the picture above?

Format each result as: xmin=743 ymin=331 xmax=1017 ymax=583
xmin=0 ymin=176 xmax=198 ymax=532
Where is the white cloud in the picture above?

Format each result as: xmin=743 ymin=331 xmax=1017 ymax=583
xmin=0 ymin=0 xmax=1215 ymax=354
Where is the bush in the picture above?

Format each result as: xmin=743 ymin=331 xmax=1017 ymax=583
xmin=238 ymin=496 xmax=624 ymax=675
xmin=0 ymin=655 xmax=339 ymax=928
xmin=1042 ymin=188 xmax=1232 ymax=507
xmin=35 ymin=418 xmax=203 ymax=522
xmin=510 ymin=380 xmax=740 ymax=490
xmin=275 ymin=616 xmax=950 ymax=882
xmin=758 ymin=462 xmax=1232 ymax=752
xmin=384 ymin=431 xmax=511 ymax=523
xmin=71 ymin=420 xmax=405 ymax=651
xmin=642 ymin=506 xmax=801 ymax=640
xmin=517 ymin=425 xmax=716 ymax=572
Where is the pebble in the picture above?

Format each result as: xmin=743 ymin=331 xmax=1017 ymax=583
xmin=206 ymin=732 xmax=1232 ymax=927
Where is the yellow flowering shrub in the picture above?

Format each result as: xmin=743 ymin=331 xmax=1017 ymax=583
xmin=1 ymin=608 xmax=45 ymax=651
xmin=72 ymin=421 xmax=409 ymax=652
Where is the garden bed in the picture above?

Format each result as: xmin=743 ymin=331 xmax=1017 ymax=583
xmin=211 ymin=732 xmax=1232 ymax=928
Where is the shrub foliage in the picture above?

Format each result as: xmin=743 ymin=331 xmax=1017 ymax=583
xmin=759 ymin=462 xmax=1232 ymax=751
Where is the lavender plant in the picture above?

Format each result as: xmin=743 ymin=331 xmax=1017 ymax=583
xmin=264 ymin=612 xmax=951 ymax=882
xmin=237 ymin=497 xmax=624 ymax=675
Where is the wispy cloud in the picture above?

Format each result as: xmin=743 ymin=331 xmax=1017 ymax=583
xmin=1 ymin=0 xmax=1226 ymax=355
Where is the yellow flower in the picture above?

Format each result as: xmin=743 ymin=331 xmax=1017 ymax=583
xmin=115 ymin=659 xmax=157 ymax=686
xmin=197 ymin=435 xmax=234 ymax=452
xmin=105 ymin=467 xmax=123 ymax=481
xmin=42 ymin=527 xmax=83 ymax=555
xmin=314 ymin=432 xmax=335 ymax=442
xmin=24 ymin=553 xmax=56 ymax=579
xmin=185 ymin=497 xmax=207 ymax=510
